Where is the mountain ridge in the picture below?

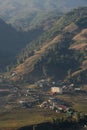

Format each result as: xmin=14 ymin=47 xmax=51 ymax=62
xmin=0 ymin=0 xmax=87 ymax=30
xmin=9 ymin=7 xmax=87 ymax=84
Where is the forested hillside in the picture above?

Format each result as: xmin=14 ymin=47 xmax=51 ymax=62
xmin=10 ymin=7 xmax=87 ymax=84
xmin=0 ymin=6 xmax=87 ymax=130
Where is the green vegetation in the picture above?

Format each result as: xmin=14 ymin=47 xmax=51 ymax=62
xmin=11 ymin=7 xmax=87 ymax=84
xmin=0 ymin=4 xmax=87 ymax=130
xmin=0 ymin=107 xmax=87 ymax=130
xmin=0 ymin=108 xmax=65 ymax=129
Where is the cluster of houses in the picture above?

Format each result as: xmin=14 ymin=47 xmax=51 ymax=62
xmin=51 ymin=85 xmax=82 ymax=95
xmin=14 ymin=79 xmax=82 ymax=110
xmin=0 ymin=78 xmax=83 ymax=111
xmin=35 ymin=79 xmax=82 ymax=95
xmin=39 ymin=97 xmax=71 ymax=113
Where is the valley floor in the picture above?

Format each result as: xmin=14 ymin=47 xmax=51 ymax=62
xmin=0 ymin=82 xmax=87 ymax=130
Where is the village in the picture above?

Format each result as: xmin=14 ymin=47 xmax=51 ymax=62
xmin=0 ymin=78 xmax=86 ymax=116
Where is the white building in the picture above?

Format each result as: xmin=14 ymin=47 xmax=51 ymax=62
xmin=51 ymin=87 xmax=63 ymax=94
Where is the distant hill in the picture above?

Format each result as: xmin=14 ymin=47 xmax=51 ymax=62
xmin=0 ymin=0 xmax=87 ymax=30
xmin=0 ymin=18 xmax=44 ymax=71
xmin=10 ymin=7 xmax=87 ymax=84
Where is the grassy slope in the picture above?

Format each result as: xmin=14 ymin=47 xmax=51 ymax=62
xmin=11 ymin=35 xmax=62 ymax=81
xmin=9 ymin=7 xmax=87 ymax=83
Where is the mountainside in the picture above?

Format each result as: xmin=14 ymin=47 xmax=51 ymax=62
xmin=0 ymin=0 xmax=87 ymax=30
xmin=0 ymin=18 xmax=44 ymax=71
xmin=10 ymin=7 xmax=87 ymax=84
